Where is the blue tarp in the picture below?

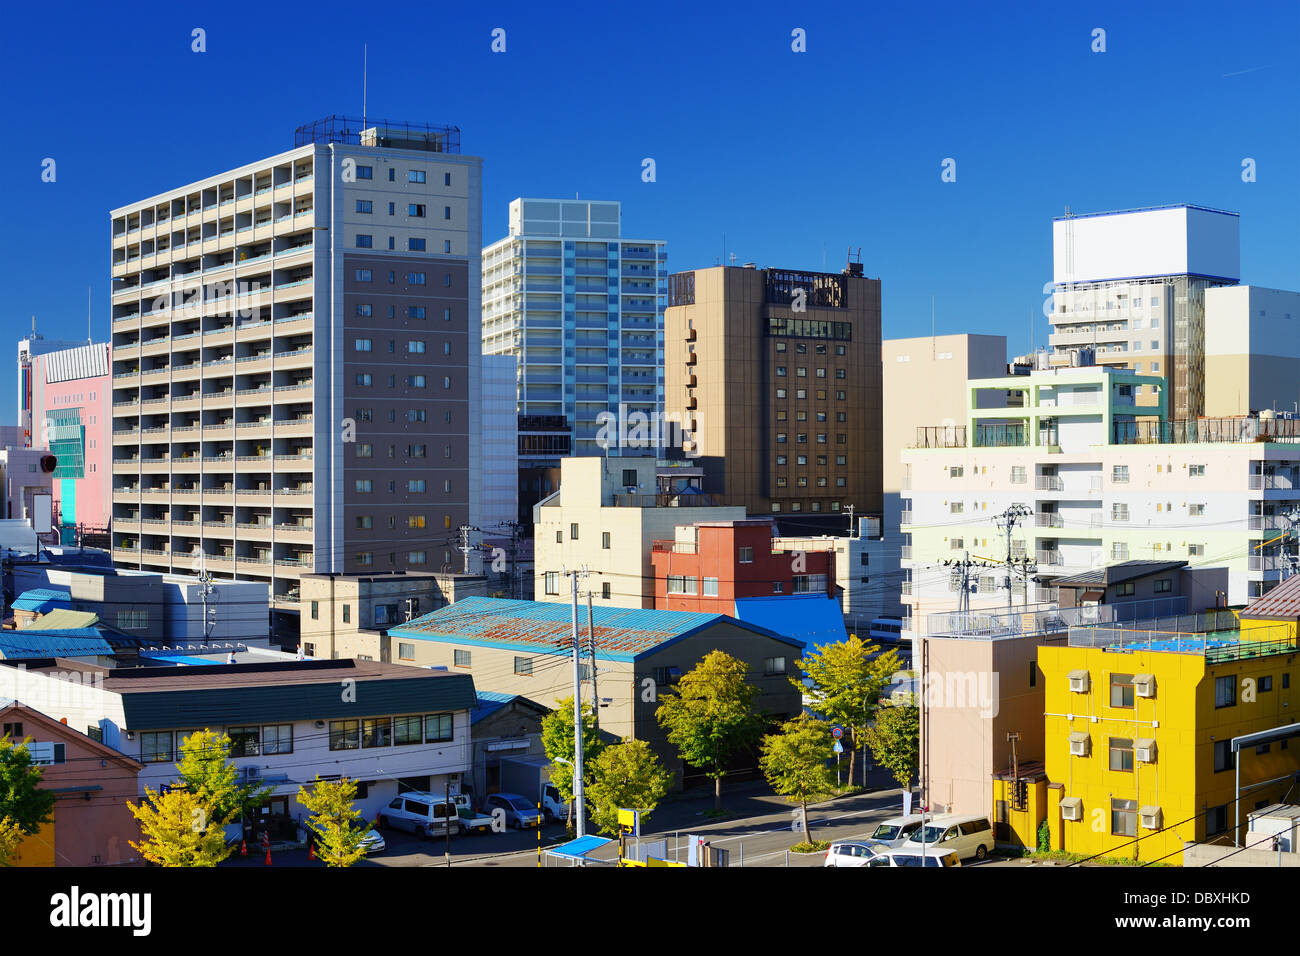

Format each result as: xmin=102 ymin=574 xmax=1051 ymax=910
xmin=732 ymin=593 xmax=847 ymax=649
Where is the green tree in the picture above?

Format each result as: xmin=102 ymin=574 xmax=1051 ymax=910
xmin=793 ymin=636 xmax=901 ymax=786
xmin=297 ymin=777 xmax=369 ymax=867
xmin=540 ymin=697 xmax=605 ymax=828
xmin=0 ymin=735 xmax=56 ymax=839
xmin=586 ymin=740 xmax=672 ymax=837
xmin=759 ymin=715 xmax=837 ymax=842
xmin=0 ymin=815 xmax=24 ymax=866
xmin=861 ymin=696 xmax=920 ymax=790
xmin=128 ymin=786 xmax=232 ymax=867
xmin=655 ymin=650 xmax=764 ymax=811
xmin=174 ymin=729 xmax=271 ymax=826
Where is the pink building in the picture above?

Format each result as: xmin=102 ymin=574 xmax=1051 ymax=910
xmin=27 ymin=343 xmax=111 ymax=537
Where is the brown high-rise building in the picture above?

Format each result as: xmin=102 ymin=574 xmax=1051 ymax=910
xmin=664 ymin=264 xmax=882 ymax=521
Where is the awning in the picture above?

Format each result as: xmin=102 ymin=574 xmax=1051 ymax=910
xmin=1080 ymin=590 xmax=1104 ymax=603
xmin=1067 ymin=669 xmax=1088 ymax=681
xmin=1059 ymin=797 xmax=1082 ymax=811
xmin=546 ymin=835 xmax=614 ymax=861
xmin=1068 ymin=731 xmax=1089 ymax=743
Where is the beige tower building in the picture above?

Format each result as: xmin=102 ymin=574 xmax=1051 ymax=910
xmin=664 ymin=264 xmax=882 ymax=521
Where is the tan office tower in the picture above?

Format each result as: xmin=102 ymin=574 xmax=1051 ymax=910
xmin=109 ymin=117 xmax=482 ymax=642
xmin=664 ymin=264 xmax=882 ymax=521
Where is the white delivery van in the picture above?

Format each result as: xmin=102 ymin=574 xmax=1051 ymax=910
xmin=904 ymin=814 xmax=993 ymax=860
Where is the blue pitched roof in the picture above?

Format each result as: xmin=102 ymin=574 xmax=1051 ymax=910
xmin=731 ymin=594 xmax=847 ymax=649
xmin=471 ymin=691 xmax=519 ymax=724
xmin=0 ymin=630 xmax=114 ymax=660
xmin=390 ymin=597 xmax=799 ymax=661
xmin=11 ymin=588 xmax=72 ymax=613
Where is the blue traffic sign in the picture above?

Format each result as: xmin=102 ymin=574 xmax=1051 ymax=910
xmin=833 ymin=740 xmax=844 ymax=754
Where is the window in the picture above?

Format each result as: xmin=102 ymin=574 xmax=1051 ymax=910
xmin=356 ymin=234 xmax=373 ymax=248
xmin=602 ymin=532 xmax=611 ymax=549
xmin=407 ymin=375 xmax=426 ymax=387
xmin=361 ymin=718 xmax=392 ymax=748
xmin=1213 ymin=739 xmax=1235 ymax=772
xmin=1154 ymin=578 xmax=1173 ymax=593
xmin=1188 ymin=464 xmax=1206 ymax=477
xmin=355 ymin=338 xmax=372 ymax=352
xmin=1109 ymin=737 xmax=1134 ymax=772
xmin=228 ymin=726 xmax=261 ymax=757
xmin=601 ymin=582 xmax=611 ymax=599
xmin=355 ymin=516 xmax=373 ymax=530
xmin=1215 ymin=675 xmax=1236 ymax=709
xmin=764 ymin=656 xmax=787 ymax=676
xmin=667 ymin=575 xmax=698 ymax=595
xmin=140 ymin=732 xmax=171 ymax=763
xmin=408 ymin=340 xmax=426 ymax=353
xmin=950 ymin=502 xmax=964 ymax=514
xmin=355 ymin=479 xmax=373 ymax=493
xmin=409 ymin=169 xmax=426 ymax=183
xmin=777 ymin=433 xmax=787 ymax=444
xmin=408 ymin=238 xmax=426 ymax=251
xmin=1112 ymin=465 xmax=1129 ymax=483
xmin=409 ymin=204 xmax=426 ymax=217
xmin=356 ymin=407 xmax=373 ymax=421
xmin=355 ymin=165 xmax=373 ymax=180
xmin=425 ymin=713 xmax=453 ymax=743
xmin=773 ymin=582 xmax=784 ymax=593
xmin=1261 ymin=675 xmax=1273 ymax=692
xmin=739 ymin=547 xmax=754 ymax=563
xmin=444 ymin=206 xmax=452 ymax=220
xmin=355 ymin=200 xmax=372 ymax=213
xmin=1111 ymin=503 xmax=1129 ymax=521
xmin=1111 ymin=798 xmax=1137 ymax=837
xmin=703 ymin=577 xmax=719 ymax=596
xmin=355 ymin=552 xmax=373 ymax=567
xmin=570 ymin=523 xmax=579 ymax=540
xmin=262 ymin=724 xmax=292 ymax=755
xmin=408 ymin=479 xmax=426 ymax=492
xmin=407 ymin=272 xmax=427 ymax=285
xmin=355 ymin=373 xmax=372 ymax=386
xmin=1115 ymin=581 xmax=1135 ymax=597
xmin=514 ymin=657 xmax=533 ymax=676
xmin=407 ymin=409 xmax=427 ymax=422
xmin=545 ymin=572 xmax=559 ymax=595
xmin=454 ymin=649 xmax=471 ymax=667
xmin=444 ymin=172 xmax=452 ymax=186
xmin=355 ymin=303 xmax=373 ymax=317
xmin=329 ymin=720 xmax=360 ymax=751
xmin=1206 ymin=805 xmax=1228 ymax=836
xmin=394 ymin=715 xmax=422 ymax=745
xmin=342 ymin=604 xmax=351 ymax=624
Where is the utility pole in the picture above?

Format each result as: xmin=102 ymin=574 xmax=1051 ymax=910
xmin=197 ymin=554 xmax=216 ymax=642
xmin=586 ymin=588 xmax=600 ymax=733
xmin=563 ymin=566 xmax=590 ymax=838
xmin=994 ymin=504 xmax=1032 ymax=614
xmin=846 ymin=504 xmax=856 ymax=538
xmin=457 ymin=524 xmax=480 ymax=575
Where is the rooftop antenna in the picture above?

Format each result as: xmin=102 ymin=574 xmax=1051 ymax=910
xmin=87 ymin=286 xmax=92 ymax=344
xmin=362 ymin=43 xmax=368 ymax=130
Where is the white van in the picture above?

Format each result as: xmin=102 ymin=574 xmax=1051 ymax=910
xmin=905 ymin=814 xmax=993 ymax=860
xmin=379 ymin=792 xmax=461 ymax=837
xmin=865 ymin=813 xmax=926 ymax=849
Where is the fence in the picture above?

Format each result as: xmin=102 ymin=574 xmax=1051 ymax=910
xmin=925 ymin=596 xmax=1188 ymax=640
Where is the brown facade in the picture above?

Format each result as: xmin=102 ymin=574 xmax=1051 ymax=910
xmin=341 ymin=253 xmax=471 ymax=572
xmin=665 ymin=265 xmax=883 ymax=519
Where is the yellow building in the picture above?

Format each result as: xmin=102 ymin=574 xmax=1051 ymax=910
xmin=1033 ymin=612 xmax=1298 ymax=864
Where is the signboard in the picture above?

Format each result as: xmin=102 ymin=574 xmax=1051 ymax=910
xmin=832 ymin=740 xmax=843 ymax=754
xmin=831 ymin=726 xmax=843 ymax=739
xmin=902 ymin=790 xmax=913 ymax=817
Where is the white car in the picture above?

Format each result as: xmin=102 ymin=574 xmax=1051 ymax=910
xmin=863 ymin=814 xmax=927 ymax=849
xmin=868 ymin=847 xmax=961 ymax=867
xmin=824 ymin=841 xmax=889 ymax=867
xmin=360 ymin=829 xmax=385 ymax=853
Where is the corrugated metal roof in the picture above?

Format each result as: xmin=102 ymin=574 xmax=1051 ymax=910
xmin=11 ymin=588 xmax=72 ymax=612
xmin=390 ymin=597 xmax=790 ymax=661
xmin=1240 ymin=573 xmax=1300 ymax=620
xmin=23 ymin=609 xmax=97 ymax=631
xmin=1052 ymin=560 xmax=1187 ymax=588
xmin=0 ymin=631 xmax=113 ymax=660
xmin=731 ymin=594 xmax=845 ymax=649
xmin=471 ymin=691 xmax=518 ymax=724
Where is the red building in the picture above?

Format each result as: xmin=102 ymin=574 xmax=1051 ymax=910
xmin=651 ymin=519 xmax=835 ymax=613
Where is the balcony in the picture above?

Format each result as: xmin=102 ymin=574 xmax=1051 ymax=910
xmin=1035 ymin=550 xmax=1063 ymax=566
xmin=1034 ymin=513 xmax=1064 ymax=528
xmin=1035 ymin=476 xmax=1064 ymax=491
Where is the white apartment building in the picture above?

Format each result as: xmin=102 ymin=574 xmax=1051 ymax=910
xmin=1049 ymin=204 xmax=1240 ymax=418
xmin=108 ymin=117 xmax=483 ymax=642
xmin=482 ymin=199 xmax=667 ymax=464
xmin=901 ymin=363 xmax=1300 ymax=630
xmin=1205 ymin=285 xmax=1300 ymax=417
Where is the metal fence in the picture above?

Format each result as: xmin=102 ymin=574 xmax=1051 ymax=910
xmin=1068 ymin=612 xmax=1291 ymax=657
xmin=926 ymin=596 xmax=1188 ymax=640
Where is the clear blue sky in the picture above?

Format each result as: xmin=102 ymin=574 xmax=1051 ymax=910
xmin=2 ymin=0 xmax=1296 ymax=418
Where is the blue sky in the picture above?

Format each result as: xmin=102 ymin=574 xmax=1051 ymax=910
xmin=2 ymin=0 xmax=1296 ymax=418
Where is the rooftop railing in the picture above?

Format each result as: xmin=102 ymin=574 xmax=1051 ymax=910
xmin=925 ymin=596 xmax=1188 ymax=640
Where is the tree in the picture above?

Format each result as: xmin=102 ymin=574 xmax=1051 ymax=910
xmin=128 ymin=786 xmax=232 ymax=867
xmin=861 ymin=696 xmax=920 ymax=791
xmin=540 ymin=697 xmax=605 ymax=828
xmin=792 ymin=636 xmax=901 ymax=786
xmin=0 ymin=735 xmax=56 ymax=840
xmin=586 ymin=740 xmax=672 ymax=837
xmin=174 ymin=729 xmax=271 ymax=826
xmin=0 ymin=815 xmax=24 ymax=866
xmin=297 ymin=777 xmax=369 ymax=867
xmin=759 ymin=715 xmax=837 ymax=842
xmin=655 ymin=650 xmax=764 ymax=811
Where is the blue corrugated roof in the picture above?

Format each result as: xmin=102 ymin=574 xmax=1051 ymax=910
xmin=548 ymin=835 xmax=614 ymax=860
xmin=11 ymin=588 xmax=72 ymax=613
xmin=391 ymin=597 xmax=799 ymax=661
xmin=732 ymin=594 xmax=847 ymax=649
xmin=471 ymin=692 xmax=519 ymax=723
xmin=0 ymin=630 xmax=114 ymax=660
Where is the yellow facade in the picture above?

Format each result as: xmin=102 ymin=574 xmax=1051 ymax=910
xmin=11 ymin=821 xmax=55 ymax=867
xmin=1038 ymin=633 xmax=1298 ymax=864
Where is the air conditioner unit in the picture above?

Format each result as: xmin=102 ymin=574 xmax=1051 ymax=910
xmin=1135 ymin=738 xmax=1157 ymax=763
xmin=1140 ymin=806 xmax=1162 ymax=830
xmin=243 ymin=766 xmax=261 ymax=781
xmin=1060 ymin=797 xmax=1083 ymax=821
xmin=1068 ymin=732 xmax=1091 ymax=756
xmin=1134 ymin=674 xmax=1156 ymax=698
xmin=1068 ymin=670 xmax=1090 ymax=693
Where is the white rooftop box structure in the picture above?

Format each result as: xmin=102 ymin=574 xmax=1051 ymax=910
xmin=1053 ymin=204 xmax=1239 ymax=285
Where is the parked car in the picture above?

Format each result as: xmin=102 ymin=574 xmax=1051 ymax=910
xmin=378 ymin=793 xmax=461 ymax=837
xmin=824 ymin=841 xmax=889 ymax=867
xmin=864 ymin=814 xmax=927 ymax=849
xmin=484 ymin=792 xmax=543 ymax=829
xmin=869 ymin=847 xmax=962 ymax=867
xmin=360 ymin=829 xmax=385 ymax=853
xmin=450 ymin=793 xmax=495 ymax=834
xmin=904 ymin=814 xmax=993 ymax=860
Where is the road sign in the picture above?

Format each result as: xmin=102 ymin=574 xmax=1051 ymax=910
xmin=832 ymin=740 xmax=844 ymax=754
xmin=832 ymin=726 xmax=843 ymax=739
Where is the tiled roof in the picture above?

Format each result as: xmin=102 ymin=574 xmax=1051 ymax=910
xmin=390 ymin=597 xmax=795 ymax=661
xmin=1052 ymin=560 xmax=1187 ymax=588
xmin=1240 ymin=573 xmax=1300 ymax=620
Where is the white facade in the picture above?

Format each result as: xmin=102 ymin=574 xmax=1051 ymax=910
xmin=1052 ymin=204 xmax=1240 ymax=285
xmin=1205 ymin=285 xmax=1300 ymax=416
xmin=482 ymin=198 xmax=667 ymax=461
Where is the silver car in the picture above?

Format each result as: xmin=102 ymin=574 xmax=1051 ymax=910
xmin=484 ymin=792 xmax=543 ymax=829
